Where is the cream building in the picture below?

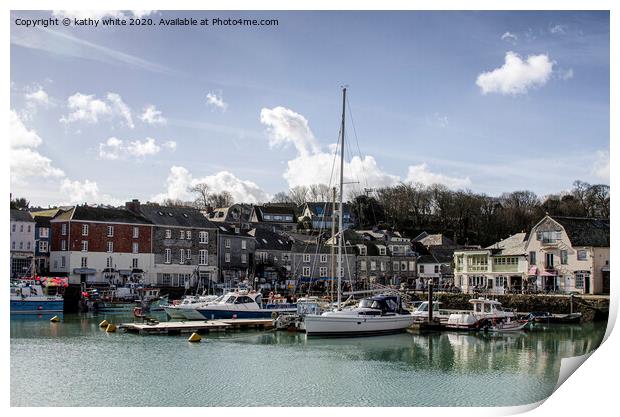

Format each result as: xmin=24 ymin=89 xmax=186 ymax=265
xmin=525 ymin=216 xmax=610 ymax=295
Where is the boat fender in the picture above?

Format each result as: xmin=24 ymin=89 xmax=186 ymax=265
xmin=188 ymin=332 xmax=202 ymax=343
xmin=50 ymin=315 xmax=61 ymax=323
xmin=99 ymin=320 xmax=109 ymax=328
xmin=105 ymin=323 xmax=117 ymax=333
xmin=271 ymin=312 xmax=279 ymax=320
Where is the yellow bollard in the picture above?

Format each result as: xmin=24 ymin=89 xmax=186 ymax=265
xmin=50 ymin=315 xmax=61 ymax=323
xmin=105 ymin=323 xmax=117 ymax=333
xmin=99 ymin=320 xmax=109 ymax=328
xmin=187 ymin=332 xmax=201 ymax=343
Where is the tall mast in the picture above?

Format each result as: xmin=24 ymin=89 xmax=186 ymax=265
xmin=338 ymin=87 xmax=346 ymax=309
xmin=330 ymin=186 xmax=336 ymax=303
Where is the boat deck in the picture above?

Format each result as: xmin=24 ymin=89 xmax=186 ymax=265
xmin=119 ymin=318 xmax=274 ymax=335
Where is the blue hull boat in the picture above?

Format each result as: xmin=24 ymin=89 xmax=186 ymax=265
xmin=10 ymin=299 xmax=64 ymax=314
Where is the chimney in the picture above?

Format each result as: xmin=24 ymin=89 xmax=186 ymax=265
xmin=125 ymin=199 xmax=141 ymax=213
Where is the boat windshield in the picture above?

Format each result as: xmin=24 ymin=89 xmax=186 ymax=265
xmin=225 ymin=296 xmax=236 ymax=304
xmin=359 ymin=299 xmax=380 ymax=309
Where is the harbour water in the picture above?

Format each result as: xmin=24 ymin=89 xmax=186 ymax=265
xmin=10 ymin=312 xmax=606 ymax=407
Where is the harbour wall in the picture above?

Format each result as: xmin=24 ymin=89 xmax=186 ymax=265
xmin=408 ymin=292 xmax=609 ymax=322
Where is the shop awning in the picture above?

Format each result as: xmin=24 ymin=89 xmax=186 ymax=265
xmin=118 ymin=269 xmax=132 ymax=276
xmin=73 ymin=268 xmax=96 ymax=274
xmin=539 ymin=269 xmax=556 ymax=276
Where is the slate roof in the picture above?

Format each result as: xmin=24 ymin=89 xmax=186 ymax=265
xmin=253 ymin=205 xmax=297 ymax=221
xmin=248 ymin=228 xmax=293 ymax=251
xmin=486 ymin=232 xmax=528 ymax=256
xmin=417 ymin=233 xmax=456 ymax=247
xmin=69 ymin=205 xmax=151 ymax=224
xmin=553 ymin=216 xmax=610 ymax=247
xmin=216 ymin=222 xmax=253 ymax=237
xmin=291 ymin=242 xmax=356 ymax=255
xmin=139 ymin=204 xmax=215 ymax=228
xmin=10 ymin=209 xmax=34 ymax=222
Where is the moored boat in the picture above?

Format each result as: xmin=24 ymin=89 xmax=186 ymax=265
xmin=411 ymin=301 xmax=451 ymax=323
xmin=196 ymin=290 xmax=296 ymax=320
xmin=446 ymin=298 xmax=515 ymax=331
xmin=10 ymin=278 xmax=65 ymax=314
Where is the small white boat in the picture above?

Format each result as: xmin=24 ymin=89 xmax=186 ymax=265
xmin=304 ymin=295 xmax=415 ymax=337
xmin=163 ymin=295 xmax=220 ymax=320
xmin=196 ymin=290 xmax=296 ymax=319
xmin=485 ymin=319 xmax=530 ymax=332
xmin=446 ymin=298 xmax=515 ymax=331
xmin=411 ymin=301 xmax=451 ymax=323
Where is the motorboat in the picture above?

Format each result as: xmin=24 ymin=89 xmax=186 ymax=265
xmin=195 ymin=290 xmax=296 ymax=319
xmin=10 ymin=278 xmax=65 ymax=314
xmin=445 ymin=298 xmax=516 ymax=331
xmin=163 ymin=295 xmax=220 ymax=319
xmin=411 ymin=301 xmax=451 ymax=323
xmin=304 ymin=295 xmax=415 ymax=337
xmin=485 ymin=318 xmax=530 ymax=332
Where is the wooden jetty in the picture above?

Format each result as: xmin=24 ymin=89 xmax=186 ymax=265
xmin=119 ymin=318 xmax=274 ymax=335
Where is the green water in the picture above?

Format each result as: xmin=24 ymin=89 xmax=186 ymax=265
xmin=10 ymin=312 xmax=606 ymax=407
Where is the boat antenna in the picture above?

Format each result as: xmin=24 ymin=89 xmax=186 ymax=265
xmin=338 ymin=86 xmax=346 ymax=309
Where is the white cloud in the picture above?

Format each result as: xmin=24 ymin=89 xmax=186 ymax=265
xmin=11 ymin=148 xmax=65 ymax=180
xmin=60 ymin=92 xmax=111 ymax=124
xmin=501 ymin=32 xmax=518 ymax=42
xmin=10 ymin=110 xmax=64 ymax=181
xmin=260 ymin=106 xmax=320 ymax=157
xmin=25 ymin=87 xmax=50 ymax=107
xmin=59 ymin=179 xmax=99 ymax=203
xmin=592 ymin=150 xmax=610 ymax=182
xmin=140 ymin=104 xmax=167 ymax=125
xmin=60 ymin=92 xmax=136 ymax=127
xmin=10 ymin=110 xmax=42 ymax=148
xmin=405 ymin=164 xmax=471 ymax=189
xmin=152 ymin=166 xmax=270 ymax=204
xmin=206 ymin=92 xmax=228 ymax=111
xmin=106 ymin=92 xmax=134 ymax=128
xmin=98 ymin=137 xmax=177 ymax=160
xmin=476 ymin=51 xmax=554 ymax=95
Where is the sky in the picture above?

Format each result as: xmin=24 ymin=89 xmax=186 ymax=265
xmin=9 ymin=10 xmax=610 ymax=207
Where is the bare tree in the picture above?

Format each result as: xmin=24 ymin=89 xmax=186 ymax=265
xmin=271 ymin=192 xmax=292 ymax=203
xmin=288 ymin=185 xmax=309 ymax=206
xmin=208 ymin=191 xmax=234 ymax=208
xmin=189 ymin=183 xmax=210 ymax=210
xmin=162 ymin=198 xmax=194 ymax=208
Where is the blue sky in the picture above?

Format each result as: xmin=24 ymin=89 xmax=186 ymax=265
xmin=10 ymin=10 xmax=609 ymax=207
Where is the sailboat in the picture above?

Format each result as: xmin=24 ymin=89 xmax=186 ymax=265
xmin=304 ymin=87 xmax=415 ymax=337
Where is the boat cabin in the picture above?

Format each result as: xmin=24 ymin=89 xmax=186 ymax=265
xmin=357 ymin=295 xmax=403 ymax=315
xmin=470 ymin=298 xmax=506 ymax=315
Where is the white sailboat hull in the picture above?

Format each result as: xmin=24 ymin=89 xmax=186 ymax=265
xmin=304 ymin=313 xmax=415 ymax=337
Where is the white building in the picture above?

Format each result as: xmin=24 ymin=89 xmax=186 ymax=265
xmin=10 ymin=209 xmax=35 ymax=278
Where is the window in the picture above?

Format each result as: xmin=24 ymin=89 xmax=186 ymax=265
xmin=320 ymin=254 xmax=328 ymax=263
xmin=577 ymin=250 xmax=587 ymax=261
xmin=545 ymin=253 xmax=554 ymax=269
xmin=53 ymin=260 xmax=58 ymax=270
xmin=529 ymin=251 xmax=536 ymax=264
xmin=186 ymin=249 xmax=191 ymax=260
xmin=81 ymin=257 xmax=88 ymax=268
xmin=20 ymin=225 xmax=23 ymax=232
xmin=82 ymin=224 xmax=89 ymax=236
xmin=61 ymin=240 xmax=67 ymax=251
xmin=241 ymin=240 xmax=247 ymax=250
xmin=40 ymin=227 xmax=49 ymax=238
xmin=61 ymin=223 xmax=67 ymax=235
xmin=371 ymin=261 xmax=376 ymax=271
xmin=27 ymin=242 xmax=31 ymax=250
xmin=495 ymin=276 xmax=507 ymax=287
xmin=199 ymin=231 xmax=209 ymax=244
xmin=199 ymin=250 xmax=208 ymax=265
xmin=133 ymin=227 xmax=139 ymax=238
xmin=106 ymin=257 xmax=113 ymax=268
xmin=575 ymin=272 xmax=587 ymax=289
xmin=132 ymin=242 xmax=139 ymax=254
xmin=132 ymin=258 xmax=138 ymax=269
xmin=107 ymin=241 xmax=113 ymax=253
xmin=401 ymin=261 xmax=407 ymax=271
xmin=165 ymin=229 xmax=172 ymax=239
xmin=380 ymin=262 xmax=386 ymax=272
xmin=360 ymin=261 xmax=367 ymax=271
xmin=419 ymin=265 xmax=425 ymax=273
xmin=320 ymin=267 xmax=328 ymax=277
xmin=180 ymin=249 xmax=186 ymax=264
xmin=12 ymin=224 xmax=15 ymax=232
xmin=11 ymin=241 xmax=15 ymax=250
xmin=19 ymin=242 xmax=23 ymax=249
xmin=81 ymin=240 xmax=88 ymax=252
xmin=225 ymin=239 xmax=231 ymax=248
xmin=378 ymin=246 xmax=386 ymax=256
xmin=27 ymin=225 xmax=31 ymax=233
xmin=359 ymin=246 xmax=367 ymax=256
xmin=393 ymin=261 xmax=399 ymax=271
xmin=303 ymin=254 xmax=311 ymax=263
xmin=61 ymin=256 xmax=66 ymax=268
xmin=162 ymin=274 xmax=171 ymax=286
xmin=561 ymin=250 xmax=568 ymax=265
xmin=180 ymin=230 xmax=185 ymax=239
xmin=186 ymin=230 xmax=191 ymax=240
xmin=409 ymin=261 xmax=416 ymax=272
xmin=225 ymin=253 xmax=231 ymax=263
xmin=241 ymin=253 xmax=247 ymax=264
xmin=107 ymin=226 xmax=114 ymax=237
xmin=165 ymin=248 xmax=171 ymax=264
xmin=434 ymin=265 xmax=440 ymax=274
xmin=302 ymin=267 xmax=311 ymax=277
